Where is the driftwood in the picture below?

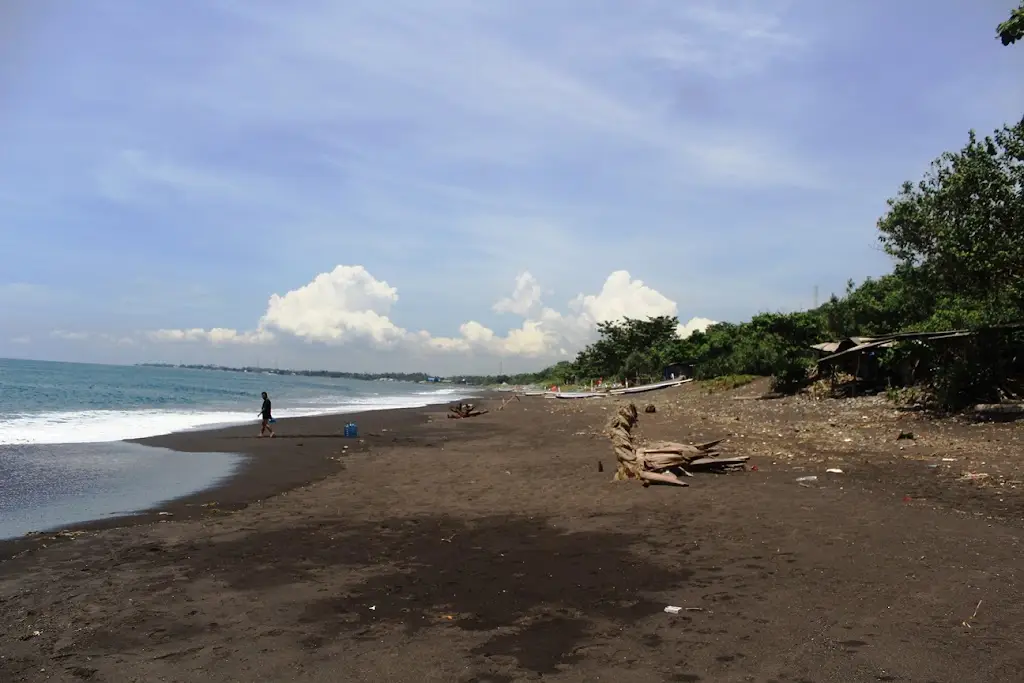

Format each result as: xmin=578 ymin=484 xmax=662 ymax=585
xmin=606 ymin=402 xmax=747 ymax=487
xmin=974 ymin=402 xmax=1024 ymax=422
xmin=498 ymin=394 xmax=522 ymax=411
xmin=975 ymin=403 xmax=1024 ymax=414
xmin=448 ymin=402 xmax=489 ymax=419
xmin=639 ymin=470 xmax=688 ymax=486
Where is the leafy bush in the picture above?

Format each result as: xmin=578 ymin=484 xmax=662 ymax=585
xmin=770 ymin=356 xmax=814 ymax=394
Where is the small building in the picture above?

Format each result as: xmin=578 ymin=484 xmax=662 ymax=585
xmin=813 ymin=330 xmax=974 ymax=384
xmin=815 ymin=338 xmax=897 ymax=382
xmin=662 ymin=361 xmax=696 ymax=381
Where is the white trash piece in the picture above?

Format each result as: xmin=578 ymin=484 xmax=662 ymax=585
xmin=825 ymin=468 xmax=844 ymax=474
xmin=795 ymin=475 xmax=818 ymax=482
xmin=664 ymin=605 xmax=682 ymax=614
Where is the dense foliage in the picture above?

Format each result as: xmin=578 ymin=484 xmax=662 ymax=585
xmin=486 ymin=115 xmax=1023 ymax=409
xmin=999 ymin=1 xmax=1024 ymax=45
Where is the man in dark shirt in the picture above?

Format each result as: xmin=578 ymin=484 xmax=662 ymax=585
xmin=259 ymin=391 xmax=275 ymax=438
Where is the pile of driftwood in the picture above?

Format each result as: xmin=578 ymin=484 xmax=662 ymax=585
xmin=449 ymin=401 xmax=488 ymax=419
xmin=607 ymin=403 xmax=748 ymax=487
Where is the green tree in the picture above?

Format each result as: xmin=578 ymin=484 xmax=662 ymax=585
xmin=574 ymin=316 xmax=680 ymax=381
xmin=998 ymin=2 xmax=1024 ymax=45
xmin=876 ymin=119 xmax=1024 ymax=324
xmin=817 ymin=267 xmax=938 ymax=337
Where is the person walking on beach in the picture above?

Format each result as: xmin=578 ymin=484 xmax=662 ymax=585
xmin=259 ymin=391 xmax=275 ymax=438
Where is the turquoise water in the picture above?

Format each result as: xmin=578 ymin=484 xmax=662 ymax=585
xmin=0 ymin=358 xmax=465 ymax=538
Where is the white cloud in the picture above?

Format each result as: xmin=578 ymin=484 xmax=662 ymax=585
xmin=569 ymin=271 xmax=678 ymax=325
xmin=678 ymin=316 xmax=717 ymax=338
xmin=145 ymin=328 xmax=272 ymax=345
xmin=259 ymin=266 xmax=406 ymax=346
xmin=492 ymin=272 xmax=543 ymax=316
xmin=50 ymin=330 xmax=136 ymax=346
xmin=109 ymin=264 xmax=715 ymax=363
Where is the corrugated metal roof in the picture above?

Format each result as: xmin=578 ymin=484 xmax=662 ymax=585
xmin=817 ymin=339 xmax=896 ymax=364
xmin=812 ymin=323 xmax=1024 ymax=365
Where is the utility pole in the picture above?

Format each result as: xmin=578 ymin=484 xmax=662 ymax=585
xmin=813 ymin=285 xmax=819 ymax=309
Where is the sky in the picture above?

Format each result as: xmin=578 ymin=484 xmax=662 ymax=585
xmin=1 ymin=0 xmax=1022 ymax=374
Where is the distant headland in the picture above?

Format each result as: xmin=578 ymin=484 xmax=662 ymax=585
xmin=136 ymin=363 xmax=463 ymax=384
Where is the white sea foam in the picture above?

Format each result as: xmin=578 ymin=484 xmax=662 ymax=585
xmin=0 ymin=389 xmax=469 ymax=446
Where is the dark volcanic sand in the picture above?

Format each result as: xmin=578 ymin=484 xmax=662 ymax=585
xmin=2 ymin=385 xmax=1024 ymax=682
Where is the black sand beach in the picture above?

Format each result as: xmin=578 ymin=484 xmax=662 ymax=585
xmin=3 ymin=382 xmax=1024 ymax=682
xmin=0 ymin=403 xmax=456 ymax=560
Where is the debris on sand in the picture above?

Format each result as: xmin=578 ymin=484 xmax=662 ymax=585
xmin=448 ymin=402 xmax=488 ymax=419
xmin=606 ymin=403 xmax=748 ymax=487
xmin=974 ymin=402 xmax=1024 ymax=423
xmin=498 ymin=394 xmax=521 ymax=411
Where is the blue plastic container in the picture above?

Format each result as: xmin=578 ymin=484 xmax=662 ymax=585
xmin=343 ymin=422 xmax=358 ymax=438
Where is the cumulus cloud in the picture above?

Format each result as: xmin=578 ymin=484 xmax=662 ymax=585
xmin=258 ymin=266 xmax=404 ymax=345
xmin=570 ymin=271 xmax=677 ymax=326
xmin=121 ymin=264 xmax=715 ymax=361
xmin=492 ymin=272 xmax=543 ymax=317
xmin=678 ymin=316 xmax=718 ymax=338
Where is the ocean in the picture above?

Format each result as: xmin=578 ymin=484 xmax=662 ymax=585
xmin=0 ymin=358 xmax=465 ymax=539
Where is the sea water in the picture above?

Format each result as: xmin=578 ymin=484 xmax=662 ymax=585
xmin=0 ymin=358 xmax=465 ymax=538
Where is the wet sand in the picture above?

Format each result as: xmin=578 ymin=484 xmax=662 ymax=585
xmin=0 ymin=404 xmax=453 ymax=558
xmin=2 ymin=385 xmax=1024 ymax=682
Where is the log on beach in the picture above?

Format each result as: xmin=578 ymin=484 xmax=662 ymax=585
xmin=605 ymin=402 xmax=747 ymax=487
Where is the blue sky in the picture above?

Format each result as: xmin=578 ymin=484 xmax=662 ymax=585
xmin=1 ymin=0 xmax=1022 ymax=373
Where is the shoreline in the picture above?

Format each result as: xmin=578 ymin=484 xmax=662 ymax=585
xmin=0 ymin=395 xmax=482 ymax=560
xmin=5 ymin=383 xmax=1024 ymax=680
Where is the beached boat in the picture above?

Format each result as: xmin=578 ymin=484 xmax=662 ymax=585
xmin=553 ymin=391 xmax=604 ymax=399
xmin=607 ymin=378 xmax=692 ymax=395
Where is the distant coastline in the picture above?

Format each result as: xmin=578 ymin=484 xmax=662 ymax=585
xmin=136 ymin=362 xmax=466 ymax=385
